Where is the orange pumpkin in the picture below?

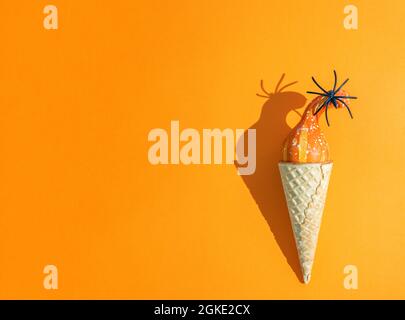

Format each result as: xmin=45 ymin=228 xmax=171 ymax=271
xmin=282 ymin=71 xmax=357 ymax=163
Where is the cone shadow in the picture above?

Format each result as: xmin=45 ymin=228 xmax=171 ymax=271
xmin=236 ymin=76 xmax=307 ymax=282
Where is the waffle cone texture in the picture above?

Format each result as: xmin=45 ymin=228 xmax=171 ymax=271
xmin=278 ymin=162 xmax=333 ymax=284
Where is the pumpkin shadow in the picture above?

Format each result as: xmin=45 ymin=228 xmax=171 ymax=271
xmin=236 ymin=75 xmax=307 ymax=282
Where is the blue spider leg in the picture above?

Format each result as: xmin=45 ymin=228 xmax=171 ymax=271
xmin=335 ymin=78 xmax=349 ymax=92
xmin=313 ymin=102 xmax=325 ymax=115
xmin=325 ymin=102 xmax=330 ymax=126
xmin=336 ymin=98 xmax=353 ymax=119
xmin=332 ymin=99 xmax=338 ymax=109
xmin=314 ymin=97 xmax=329 ymax=115
xmin=307 ymin=91 xmax=328 ymax=96
xmin=311 ymin=77 xmax=328 ymax=94
xmin=333 ymin=70 xmax=337 ymax=92
xmin=334 ymin=95 xmax=357 ymax=99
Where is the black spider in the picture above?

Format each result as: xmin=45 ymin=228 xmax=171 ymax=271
xmin=307 ymin=70 xmax=357 ymax=126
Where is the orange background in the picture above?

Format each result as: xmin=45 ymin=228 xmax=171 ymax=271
xmin=0 ymin=0 xmax=404 ymax=299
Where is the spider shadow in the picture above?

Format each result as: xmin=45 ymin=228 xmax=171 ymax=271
xmin=236 ymin=76 xmax=307 ymax=282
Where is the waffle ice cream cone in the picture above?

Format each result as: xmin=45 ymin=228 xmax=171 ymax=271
xmin=278 ymin=162 xmax=333 ymax=284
